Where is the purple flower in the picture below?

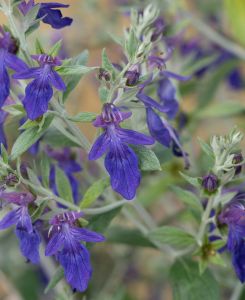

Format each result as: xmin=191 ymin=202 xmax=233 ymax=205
xmin=46 ymin=147 xmax=82 ymax=203
xmin=219 ymin=193 xmax=245 ymax=282
xmin=0 ymin=191 xmax=41 ymax=263
xmin=19 ymin=1 xmax=73 ymax=29
xmin=151 ymin=17 xmax=165 ymax=42
xmin=157 ymin=78 xmax=179 ymax=119
xmin=0 ymin=27 xmax=27 ymax=108
xmin=88 ymin=103 xmax=154 ymax=200
xmin=124 ymin=65 xmax=140 ymax=86
xmin=202 ymin=174 xmax=219 ymax=194
xmin=0 ymin=109 xmax=7 ymax=149
xmin=45 ymin=211 xmax=105 ymax=292
xmin=13 ymin=54 xmax=66 ymax=120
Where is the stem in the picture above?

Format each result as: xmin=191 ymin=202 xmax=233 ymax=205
xmin=186 ymin=13 xmax=245 ymax=61
xmin=196 ymin=191 xmax=221 ymax=246
xmin=230 ymin=282 xmax=243 ymax=300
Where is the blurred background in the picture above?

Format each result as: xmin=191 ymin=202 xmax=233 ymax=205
xmin=0 ymin=0 xmax=245 ymax=299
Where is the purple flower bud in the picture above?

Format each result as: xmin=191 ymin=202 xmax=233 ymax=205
xmin=98 ymin=68 xmax=111 ymax=81
xmin=124 ymin=65 xmax=140 ymax=86
xmin=232 ymin=152 xmax=243 ymax=175
xmin=3 ymin=172 xmax=19 ymax=187
xmin=151 ymin=17 xmax=165 ymax=42
xmin=202 ymin=174 xmax=219 ymax=193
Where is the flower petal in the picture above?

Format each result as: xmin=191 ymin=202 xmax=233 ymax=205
xmin=117 ymin=128 xmax=154 ymax=145
xmin=71 ymin=227 xmax=105 ymax=243
xmin=38 ymin=6 xmax=72 ymax=29
xmin=0 ymin=208 xmax=20 ymax=229
xmin=105 ymin=143 xmax=140 ymax=200
xmin=58 ymin=242 xmax=92 ymax=292
xmin=12 ymin=67 xmax=41 ymax=80
xmin=45 ymin=232 xmax=65 ymax=256
xmin=231 ymin=241 xmax=245 ymax=283
xmin=5 ymin=53 xmax=28 ymax=72
xmin=15 ymin=227 xmax=41 ymax=264
xmin=50 ymin=70 xmax=66 ymax=91
xmin=88 ymin=132 xmax=110 ymax=160
xmin=161 ymin=70 xmax=191 ymax=81
xmin=146 ymin=107 xmax=171 ymax=147
xmin=23 ymin=78 xmax=53 ymax=120
xmin=137 ymin=93 xmax=166 ymax=113
xmin=0 ymin=53 xmax=10 ymax=108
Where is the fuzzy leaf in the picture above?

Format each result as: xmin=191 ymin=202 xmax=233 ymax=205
xmin=149 ymin=226 xmax=196 ymax=248
xmin=133 ymin=146 xmax=161 ymax=171
xmin=80 ymin=177 xmax=110 ymax=209
xmin=55 ymin=167 xmax=73 ymax=203
xmin=172 ymin=186 xmax=202 ymax=211
xmin=68 ymin=112 xmax=97 ymax=123
xmin=44 ymin=267 xmax=64 ymax=294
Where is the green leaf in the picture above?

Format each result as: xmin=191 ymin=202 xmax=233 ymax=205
xmin=107 ymin=226 xmax=155 ymax=248
xmin=40 ymin=155 xmax=50 ymax=188
xmin=55 ymin=167 xmax=73 ymax=203
xmin=198 ymin=138 xmax=213 ymax=157
xmin=23 ymin=3 xmax=40 ymax=34
xmin=68 ymin=112 xmax=97 ymax=123
xmin=125 ymin=28 xmax=138 ymax=61
xmin=62 ymin=50 xmax=89 ymax=101
xmin=56 ymin=65 xmax=98 ymax=76
xmin=1 ymin=145 xmax=8 ymax=164
xmin=27 ymin=167 xmax=41 ymax=186
xmin=35 ymin=38 xmax=45 ymax=54
xmin=179 ymin=172 xmax=201 ymax=188
xmin=170 ymin=259 xmax=220 ymax=300
xmin=149 ymin=226 xmax=196 ymax=248
xmin=195 ymin=101 xmax=245 ymax=119
xmin=98 ymin=85 xmax=109 ymax=102
xmin=101 ymin=48 xmax=116 ymax=78
xmin=11 ymin=115 xmax=53 ymax=160
xmin=133 ymin=146 xmax=161 ymax=171
xmin=42 ymin=128 xmax=80 ymax=148
xmin=196 ymin=60 xmax=238 ymax=109
xmin=2 ymin=104 xmax=25 ymax=116
xmin=49 ymin=39 xmax=63 ymax=57
xmin=80 ymin=177 xmax=110 ymax=209
xmin=88 ymin=207 xmax=121 ymax=234
xmin=171 ymin=186 xmax=202 ymax=212
xmin=44 ymin=267 xmax=64 ymax=294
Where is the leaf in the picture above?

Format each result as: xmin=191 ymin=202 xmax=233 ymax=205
xmin=11 ymin=115 xmax=53 ymax=160
xmin=98 ymin=85 xmax=109 ymax=103
xmin=179 ymin=172 xmax=201 ymax=188
xmin=55 ymin=167 xmax=73 ymax=203
xmin=170 ymin=259 xmax=220 ymax=300
xmin=27 ymin=167 xmax=41 ymax=186
xmin=149 ymin=226 xmax=196 ymax=248
xmin=62 ymin=50 xmax=89 ymax=101
xmin=68 ymin=112 xmax=97 ymax=123
xmin=42 ymin=128 xmax=80 ymax=148
xmin=102 ymin=48 xmax=116 ymax=78
xmin=1 ymin=144 xmax=8 ymax=164
xmin=56 ymin=65 xmax=98 ymax=76
xmin=195 ymin=101 xmax=245 ymax=119
xmin=196 ymin=60 xmax=239 ymax=109
xmin=2 ymin=104 xmax=25 ymax=116
xmin=133 ymin=146 xmax=161 ymax=171
xmin=44 ymin=266 xmax=64 ymax=294
xmin=49 ymin=39 xmax=63 ymax=57
xmin=40 ymin=155 xmax=50 ymax=188
xmin=198 ymin=138 xmax=213 ymax=157
xmin=107 ymin=226 xmax=155 ymax=248
xmin=80 ymin=177 xmax=110 ymax=209
xmin=88 ymin=207 xmax=121 ymax=234
xmin=35 ymin=38 xmax=45 ymax=54
xmin=171 ymin=186 xmax=202 ymax=212
xmin=125 ymin=28 xmax=138 ymax=61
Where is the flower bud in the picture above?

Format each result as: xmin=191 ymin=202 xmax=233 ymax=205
xmin=124 ymin=65 xmax=140 ymax=86
xmin=232 ymin=152 xmax=243 ymax=175
xmin=202 ymin=174 xmax=219 ymax=193
xmin=98 ymin=68 xmax=111 ymax=81
xmin=4 ymin=172 xmax=19 ymax=187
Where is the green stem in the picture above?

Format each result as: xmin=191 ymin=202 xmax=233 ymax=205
xmin=196 ymin=193 xmax=217 ymax=246
xmin=230 ymin=282 xmax=243 ymax=300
